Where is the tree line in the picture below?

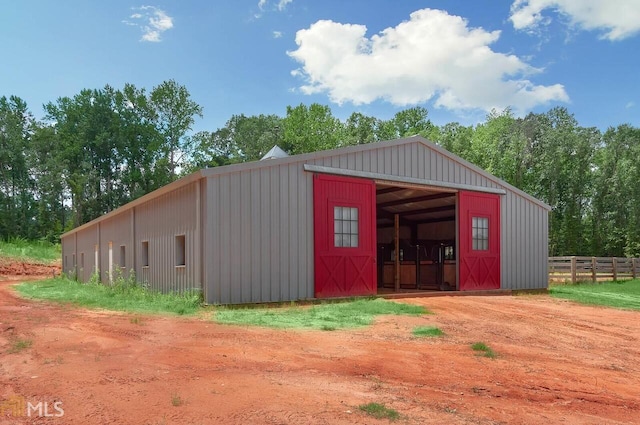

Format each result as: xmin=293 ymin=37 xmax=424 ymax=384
xmin=1 ymin=81 xmax=639 ymax=256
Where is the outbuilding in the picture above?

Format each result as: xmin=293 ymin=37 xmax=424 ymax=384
xmin=61 ymin=136 xmax=550 ymax=304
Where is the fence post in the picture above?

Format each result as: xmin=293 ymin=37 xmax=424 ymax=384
xmin=632 ymin=258 xmax=637 ymax=279
xmin=612 ymin=257 xmax=618 ymax=281
xmin=591 ymin=257 xmax=597 ymax=283
xmin=571 ymin=256 xmax=577 ymax=284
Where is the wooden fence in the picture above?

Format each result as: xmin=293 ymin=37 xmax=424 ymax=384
xmin=549 ymin=256 xmax=640 ymax=283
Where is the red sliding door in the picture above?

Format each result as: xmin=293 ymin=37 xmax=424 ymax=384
xmin=458 ymin=191 xmax=501 ymax=291
xmin=313 ymin=174 xmax=376 ymax=298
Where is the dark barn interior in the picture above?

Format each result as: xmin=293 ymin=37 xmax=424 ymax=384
xmin=376 ymin=184 xmax=457 ymax=292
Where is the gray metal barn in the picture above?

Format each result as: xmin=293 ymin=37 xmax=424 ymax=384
xmin=61 ymin=136 xmax=550 ymax=304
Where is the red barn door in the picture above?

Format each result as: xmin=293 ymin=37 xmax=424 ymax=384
xmin=458 ymin=191 xmax=501 ymax=291
xmin=313 ymin=174 xmax=376 ymax=298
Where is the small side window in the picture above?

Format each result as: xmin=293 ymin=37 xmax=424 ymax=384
xmin=175 ymin=235 xmax=186 ymax=266
xmin=472 ymin=217 xmax=489 ymax=251
xmin=141 ymin=241 xmax=149 ymax=267
xmin=119 ymin=245 xmax=126 ymax=268
xmin=334 ymin=206 xmax=359 ymax=248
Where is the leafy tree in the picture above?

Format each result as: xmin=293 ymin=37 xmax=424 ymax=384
xmin=0 ymin=95 xmax=36 ymax=239
xmin=282 ymin=103 xmax=344 ymax=154
xmin=591 ymin=124 xmax=640 ymax=256
xmin=434 ymin=122 xmax=474 ymax=159
xmin=187 ymin=128 xmax=236 ymax=171
xmin=149 ymin=80 xmax=203 ymax=177
xmin=376 ymin=106 xmax=434 ymax=141
xmin=344 ymin=112 xmax=378 ymax=145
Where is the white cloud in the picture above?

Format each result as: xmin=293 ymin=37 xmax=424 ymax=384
xmin=124 ymin=6 xmax=174 ymax=42
xmin=273 ymin=31 xmax=283 ymax=38
xmin=288 ymin=9 xmax=568 ymax=114
xmin=255 ymin=0 xmax=294 ymax=15
xmin=277 ymin=0 xmax=293 ymax=11
xmin=510 ymin=0 xmax=640 ymax=41
xmin=626 ymin=101 xmax=635 ymax=109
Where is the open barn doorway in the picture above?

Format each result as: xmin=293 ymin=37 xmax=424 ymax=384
xmin=376 ymin=184 xmax=458 ymax=293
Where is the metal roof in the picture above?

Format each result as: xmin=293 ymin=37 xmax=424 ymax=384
xmin=260 ymin=145 xmax=290 ymax=160
xmin=62 ymin=135 xmax=550 ymax=238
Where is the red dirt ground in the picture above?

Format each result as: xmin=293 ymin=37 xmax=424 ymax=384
xmin=1 ymin=275 xmax=639 ymax=424
xmin=0 ymin=261 xmax=60 ymax=279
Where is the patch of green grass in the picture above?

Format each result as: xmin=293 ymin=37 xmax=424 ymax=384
xmin=214 ymin=298 xmax=427 ymax=331
xmin=171 ymin=393 xmax=183 ymax=407
xmin=16 ymin=276 xmax=202 ymax=316
xmin=471 ymin=342 xmax=496 ymax=358
xmin=8 ymin=338 xmax=33 ymax=353
xmin=412 ymin=326 xmax=444 ymax=337
xmin=0 ymin=237 xmax=60 ymax=264
xmin=549 ymin=280 xmax=640 ymax=310
xmin=358 ymin=402 xmax=400 ymax=421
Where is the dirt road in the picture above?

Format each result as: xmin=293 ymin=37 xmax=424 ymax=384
xmin=1 ymin=277 xmax=638 ymax=424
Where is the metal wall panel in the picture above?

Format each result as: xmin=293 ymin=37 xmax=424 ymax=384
xmin=74 ymin=226 xmax=99 ymax=282
xmin=500 ymin=191 xmax=549 ymax=290
xmin=309 ymin=141 xmax=546 ymax=291
xmin=203 ymin=140 xmax=547 ymax=304
xmin=98 ymin=210 xmax=135 ymax=284
xmin=309 ymin=142 xmax=502 ymax=190
xmin=205 ymin=164 xmax=315 ymax=304
xmin=63 ymin=138 xmax=547 ymax=303
xmin=134 ymin=181 xmax=201 ymax=293
xmin=61 ymin=181 xmax=202 ymax=294
xmin=61 ymin=234 xmax=75 ymax=276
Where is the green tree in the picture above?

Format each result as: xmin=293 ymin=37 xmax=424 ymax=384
xmin=282 ymin=103 xmax=344 ymax=154
xmin=187 ymin=128 xmax=236 ymax=171
xmin=344 ymin=112 xmax=378 ymax=145
xmin=29 ymin=123 xmax=68 ymax=239
xmin=375 ymin=106 xmax=434 ymax=140
xmin=149 ymin=80 xmax=203 ymax=178
xmin=591 ymin=124 xmax=640 ymax=256
xmin=0 ymin=95 xmax=37 ymax=239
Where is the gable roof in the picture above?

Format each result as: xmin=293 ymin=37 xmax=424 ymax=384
xmin=62 ymin=136 xmax=550 ymax=238
xmin=201 ymin=135 xmax=551 ymax=210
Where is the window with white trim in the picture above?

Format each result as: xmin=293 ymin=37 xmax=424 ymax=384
xmin=472 ymin=217 xmax=489 ymax=251
xmin=334 ymin=206 xmax=359 ymax=248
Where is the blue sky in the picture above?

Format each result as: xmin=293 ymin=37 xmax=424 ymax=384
xmin=1 ymin=0 xmax=639 ymax=133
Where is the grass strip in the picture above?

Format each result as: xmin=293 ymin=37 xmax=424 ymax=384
xmin=412 ymin=326 xmax=444 ymax=337
xmin=16 ymin=277 xmax=201 ymax=315
xmin=214 ymin=298 xmax=427 ymax=330
xmin=549 ymin=279 xmax=640 ymax=310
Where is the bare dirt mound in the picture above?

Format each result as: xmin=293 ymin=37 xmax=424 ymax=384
xmin=0 ymin=260 xmax=61 ymax=278
xmin=1 ymin=282 xmax=638 ymax=424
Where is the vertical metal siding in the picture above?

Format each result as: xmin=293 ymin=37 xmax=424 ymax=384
xmin=61 ymin=235 xmax=76 ymax=277
xmin=309 ymin=142 xmax=547 ymax=291
xmin=74 ymin=227 xmax=99 ymax=281
xmin=500 ymin=192 xmax=549 ymax=290
xmin=202 ymin=141 xmax=546 ymax=304
xmin=205 ymin=164 xmax=316 ymax=304
xmin=134 ymin=182 xmax=200 ymax=293
xmin=97 ymin=212 xmax=134 ymax=283
xmin=61 ymin=139 xmax=547 ymax=304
